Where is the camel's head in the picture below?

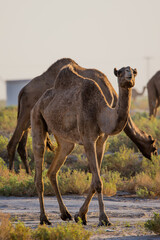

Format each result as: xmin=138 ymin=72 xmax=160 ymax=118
xmin=138 ymin=135 xmax=158 ymax=160
xmin=114 ymin=67 xmax=137 ymax=88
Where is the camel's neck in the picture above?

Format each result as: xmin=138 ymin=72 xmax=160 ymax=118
xmin=140 ymin=86 xmax=146 ymax=95
xmin=114 ymin=87 xmax=132 ymax=134
xmin=98 ymin=86 xmax=132 ymax=135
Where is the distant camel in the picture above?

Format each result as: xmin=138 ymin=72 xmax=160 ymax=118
xmin=31 ymin=65 xmax=136 ymax=226
xmin=7 ymin=58 xmax=157 ymax=174
xmin=132 ymin=86 xmax=146 ymax=101
xmin=147 ymin=71 xmax=160 ymax=117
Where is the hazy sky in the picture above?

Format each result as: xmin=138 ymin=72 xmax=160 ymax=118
xmin=0 ymin=0 xmax=160 ymax=99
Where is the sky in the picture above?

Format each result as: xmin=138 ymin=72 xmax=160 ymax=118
xmin=0 ymin=0 xmax=160 ymax=100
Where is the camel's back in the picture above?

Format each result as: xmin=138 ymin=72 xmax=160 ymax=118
xmin=147 ymin=71 xmax=160 ymax=86
xmin=49 ymin=65 xmax=107 ymax=110
xmin=54 ymin=64 xmax=84 ymax=90
xmin=147 ymin=71 xmax=160 ymax=95
xmin=73 ymin=65 xmax=117 ymax=106
xmin=25 ymin=58 xmax=76 ymax=92
xmin=54 ymin=61 xmax=117 ymax=107
xmin=20 ymin=58 xmax=117 ymax=109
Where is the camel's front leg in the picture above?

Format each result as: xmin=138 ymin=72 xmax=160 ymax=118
xmin=81 ymin=140 xmax=110 ymax=226
xmin=47 ymin=137 xmax=74 ymax=221
xmin=75 ymin=135 xmax=111 ymax=225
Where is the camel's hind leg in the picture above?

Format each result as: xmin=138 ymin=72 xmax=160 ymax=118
xmin=75 ymin=135 xmax=111 ymax=226
xmin=17 ymin=130 xmax=31 ymax=174
xmin=7 ymin=114 xmax=30 ymax=173
xmin=47 ymin=137 xmax=74 ymax=221
xmin=31 ymin=109 xmax=51 ymax=225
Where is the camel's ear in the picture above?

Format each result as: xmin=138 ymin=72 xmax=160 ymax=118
xmin=149 ymin=135 xmax=155 ymax=144
xmin=133 ymin=68 xmax=137 ymax=77
xmin=114 ymin=68 xmax=118 ymax=77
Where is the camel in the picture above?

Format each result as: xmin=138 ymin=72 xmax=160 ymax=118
xmin=31 ymin=65 xmax=136 ymax=226
xmin=7 ymin=58 xmax=157 ymax=174
xmin=147 ymin=71 xmax=160 ymax=117
xmin=132 ymin=86 xmax=146 ymax=101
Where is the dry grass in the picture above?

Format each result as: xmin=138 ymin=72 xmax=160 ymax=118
xmin=0 ymin=212 xmax=91 ymax=240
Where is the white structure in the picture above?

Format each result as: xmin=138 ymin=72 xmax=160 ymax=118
xmin=6 ymin=79 xmax=30 ymax=106
xmin=0 ymin=76 xmax=6 ymax=100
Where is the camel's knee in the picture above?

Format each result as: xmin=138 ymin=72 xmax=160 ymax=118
xmin=33 ymin=144 xmax=46 ymax=158
xmin=35 ymin=179 xmax=44 ymax=193
xmin=47 ymin=170 xmax=56 ymax=183
xmin=93 ymin=177 xmax=103 ymax=194
xmin=17 ymin=143 xmax=27 ymax=158
xmin=34 ymin=173 xmax=44 ymax=193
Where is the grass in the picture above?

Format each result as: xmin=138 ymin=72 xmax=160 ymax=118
xmin=0 ymin=212 xmax=91 ymax=240
xmin=0 ymin=99 xmax=160 ymax=198
xmin=145 ymin=213 xmax=160 ymax=235
xmin=0 ymin=159 xmax=120 ymax=197
xmin=0 ymin=106 xmax=17 ymax=133
xmin=1 ymin=145 xmax=160 ymax=198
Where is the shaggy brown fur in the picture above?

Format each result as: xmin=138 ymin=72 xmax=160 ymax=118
xmin=7 ymin=58 xmax=157 ymax=174
xmin=147 ymin=71 xmax=160 ymax=117
xmin=31 ymin=65 xmax=136 ymax=226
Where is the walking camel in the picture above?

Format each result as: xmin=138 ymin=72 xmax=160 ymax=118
xmin=7 ymin=58 xmax=157 ymax=174
xmin=132 ymin=86 xmax=146 ymax=101
xmin=31 ymin=65 xmax=136 ymax=226
xmin=147 ymin=71 xmax=160 ymax=117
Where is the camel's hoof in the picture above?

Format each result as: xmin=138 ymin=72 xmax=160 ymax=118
xmin=74 ymin=213 xmax=87 ymax=225
xmin=61 ymin=211 xmax=72 ymax=221
xmin=40 ymin=218 xmax=51 ymax=225
xmin=98 ymin=220 xmax=112 ymax=227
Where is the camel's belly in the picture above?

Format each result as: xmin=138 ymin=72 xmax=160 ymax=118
xmin=44 ymin=107 xmax=82 ymax=144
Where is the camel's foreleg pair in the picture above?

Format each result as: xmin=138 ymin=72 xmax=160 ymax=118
xmin=74 ymin=134 xmax=111 ymax=226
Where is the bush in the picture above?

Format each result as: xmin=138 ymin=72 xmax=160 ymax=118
xmin=123 ymin=171 xmax=160 ymax=198
xmin=0 ymin=212 xmax=91 ymax=240
xmin=101 ymin=171 xmax=121 ymax=196
xmin=145 ymin=212 xmax=160 ymax=235
xmin=102 ymin=146 xmax=141 ymax=177
xmin=33 ymin=222 xmax=91 ymax=240
xmin=0 ymin=135 xmax=9 ymax=162
xmin=0 ymin=159 xmax=121 ymax=197
xmin=0 ymin=106 xmax=17 ymax=133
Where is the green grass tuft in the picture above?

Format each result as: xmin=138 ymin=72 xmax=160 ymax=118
xmin=145 ymin=212 xmax=160 ymax=235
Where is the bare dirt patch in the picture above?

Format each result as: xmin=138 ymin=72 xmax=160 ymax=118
xmin=0 ymin=194 xmax=160 ymax=239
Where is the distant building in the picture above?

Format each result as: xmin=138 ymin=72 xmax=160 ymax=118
xmin=6 ymin=79 xmax=31 ymax=106
xmin=0 ymin=76 xmax=6 ymax=100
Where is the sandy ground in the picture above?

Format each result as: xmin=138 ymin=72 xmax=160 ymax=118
xmin=0 ymin=193 xmax=160 ymax=239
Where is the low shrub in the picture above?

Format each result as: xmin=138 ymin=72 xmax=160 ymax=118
xmin=145 ymin=212 xmax=160 ymax=235
xmin=123 ymin=171 xmax=160 ymax=198
xmin=102 ymin=146 xmax=141 ymax=177
xmin=33 ymin=222 xmax=91 ymax=240
xmin=0 ymin=135 xmax=9 ymax=162
xmin=0 ymin=106 xmax=17 ymax=133
xmin=0 ymin=212 xmax=91 ymax=240
xmin=0 ymin=160 xmax=120 ymax=197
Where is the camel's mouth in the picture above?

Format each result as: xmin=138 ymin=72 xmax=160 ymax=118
xmin=126 ymin=76 xmax=134 ymax=80
xmin=125 ymin=79 xmax=135 ymax=88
